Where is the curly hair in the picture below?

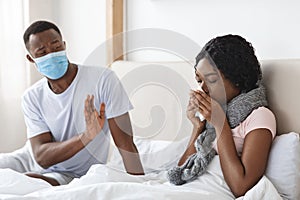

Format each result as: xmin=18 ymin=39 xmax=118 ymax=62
xmin=195 ymin=34 xmax=262 ymax=93
xmin=23 ymin=20 xmax=61 ymax=50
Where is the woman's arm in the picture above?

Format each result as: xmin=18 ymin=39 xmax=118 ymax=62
xmin=178 ymin=90 xmax=206 ymax=166
xmin=217 ymin=124 xmax=272 ymax=197
xmin=178 ymin=126 xmax=202 ymax=166
xmin=196 ymin=91 xmax=273 ymax=197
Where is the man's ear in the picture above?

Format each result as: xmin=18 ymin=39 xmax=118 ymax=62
xmin=26 ymin=54 xmax=35 ymax=63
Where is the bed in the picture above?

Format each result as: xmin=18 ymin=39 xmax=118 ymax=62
xmin=0 ymin=59 xmax=299 ymax=200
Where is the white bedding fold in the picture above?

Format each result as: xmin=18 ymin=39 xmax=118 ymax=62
xmin=0 ymin=156 xmax=281 ymax=200
xmin=0 ymin=169 xmax=51 ymax=196
xmin=237 ymin=175 xmax=282 ymax=200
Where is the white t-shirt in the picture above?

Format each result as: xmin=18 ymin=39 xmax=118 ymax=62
xmin=22 ymin=65 xmax=133 ymax=177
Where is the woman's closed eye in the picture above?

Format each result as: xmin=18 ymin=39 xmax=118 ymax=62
xmin=195 ymin=76 xmax=217 ymax=84
xmin=205 ymin=74 xmax=219 ymax=84
xmin=206 ymin=79 xmax=217 ymax=84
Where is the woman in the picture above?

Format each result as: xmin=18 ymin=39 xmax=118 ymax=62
xmin=168 ymin=34 xmax=276 ymax=197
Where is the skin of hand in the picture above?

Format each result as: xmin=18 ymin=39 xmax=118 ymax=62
xmin=82 ymin=94 xmax=106 ymax=144
xmin=187 ymin=89 xmax=207 ymax=129
xmin=191 ymin=90 xmax=227 ymax=133
xmin=84 ymin=95 xmax=144 ymax=175
xmin=178 ymin=90 xmax=208 ymax=166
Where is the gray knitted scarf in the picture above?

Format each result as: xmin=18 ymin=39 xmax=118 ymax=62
xmin=167 ymin=85 xmax=268 ymax=185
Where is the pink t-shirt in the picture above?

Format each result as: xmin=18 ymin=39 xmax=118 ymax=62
xmin=213 ymin=107 xmax=276 ymax=156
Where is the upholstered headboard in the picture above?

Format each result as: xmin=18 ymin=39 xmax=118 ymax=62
xmin=261 ymin=59 xmax=300 ymax=135
xmin=110 ymin=60 xmax=300 ymax=140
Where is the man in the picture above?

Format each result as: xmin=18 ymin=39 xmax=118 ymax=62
xmin=5 ymin=20 xmax=144 ymax=186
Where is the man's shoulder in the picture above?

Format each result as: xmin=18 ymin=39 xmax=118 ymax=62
xmin=78 ymin=65 xmax=114 ymax=80
xmin=22 ymin=78 xmax=47 ymax=99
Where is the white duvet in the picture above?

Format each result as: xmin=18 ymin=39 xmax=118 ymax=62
xmin=0 ymin=155 xmax=282 ymax=200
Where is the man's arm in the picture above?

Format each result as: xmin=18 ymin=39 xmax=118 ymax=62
xmin=29 ymin=132 xmax=86 ymax=168
xmin=108 ymin=113 xmax=144 ymax=175
xmin=30 ymin=95 xmax=105 ymax=169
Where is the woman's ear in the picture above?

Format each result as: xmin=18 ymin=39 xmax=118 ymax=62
xmin=26 ymin=54 xmax=34 ymax=63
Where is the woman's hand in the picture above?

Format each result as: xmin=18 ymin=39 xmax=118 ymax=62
xmin=187 ymin=90 xmax=206 ymax=130
xmin=193 ymin=90 xmax=227 ymax=132
xmin=82 ymin=95 xmax=106 ymax=144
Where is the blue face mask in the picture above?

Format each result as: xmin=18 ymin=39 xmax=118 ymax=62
xmin=33 ymin=50 xmax=69 ymax=80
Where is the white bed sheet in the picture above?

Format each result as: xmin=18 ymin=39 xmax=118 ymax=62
xmin=0 ymin=156 xmax=282 ymax=200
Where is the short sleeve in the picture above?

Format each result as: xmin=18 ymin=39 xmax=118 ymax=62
xmin=244 ymin=107 xmax=276 ymax=139
xmin=98 ymin=70 xmax=133 ymax=119
xmin=22 ymin=93 xmax=49 ymax=138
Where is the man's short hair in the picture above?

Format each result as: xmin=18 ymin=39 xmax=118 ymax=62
xmin=23 ymin=20 xmax=62 ymax=49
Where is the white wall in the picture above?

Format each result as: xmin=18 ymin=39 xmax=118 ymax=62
xmin=26 ymin=0 xmax=107 ymax=90
xmin=4 ymin=0 xmax=299 ymax=152
xmin=51 ymin=0 xmax=106 ymax=65
xmin=0 ymin=0 xmax=106 ymax=152
xmin=126 ymin=0 xmax=300 ymax=61
xmin=0 ymin=0 xmax=28 ymax=152
xmin=26 ymin=0 xmax=106 ymax=85
xmin=27 ymin=0 xmax=106 ymax=67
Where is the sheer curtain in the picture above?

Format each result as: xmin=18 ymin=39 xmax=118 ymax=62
xmin=0 ymin=0 xmax=29 ymax=152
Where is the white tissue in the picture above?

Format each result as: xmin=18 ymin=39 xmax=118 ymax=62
xmin=194 ymin=86 xmax=205 ymax=121
xmin=195 ymin=111 xmax=205 ymax=121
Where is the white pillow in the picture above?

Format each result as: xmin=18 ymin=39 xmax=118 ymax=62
xmin=265 ymin=132 xmax=300 ymax=200
xmin=107 ymin=137 xmax=189 ymax=173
